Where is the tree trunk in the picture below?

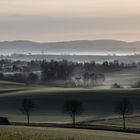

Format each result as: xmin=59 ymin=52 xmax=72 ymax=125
xmin=72 ymin=114 xmax=76 ymax=128
xmin=27 ymin=113 xmax=30 ymax=126
xmin=123 ymin=114 xmax=125 ymax=130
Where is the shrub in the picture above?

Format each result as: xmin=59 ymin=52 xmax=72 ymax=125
xmin=112 ymin=83 xmax=122 ymax=88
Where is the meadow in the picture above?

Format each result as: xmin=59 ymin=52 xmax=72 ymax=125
xmin=0 ymin=81 xmax=140 ymax=128
xmin=1 ymin=126 xmax=140 ymax=140
xmin=1 ymin=79 xmax=140 ymax=139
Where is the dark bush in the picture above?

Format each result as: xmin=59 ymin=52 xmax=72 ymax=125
xmin=112 ymin=83 xmax=122 ymax=88
xmin=0 ymin=117 xmax=10 ymax=125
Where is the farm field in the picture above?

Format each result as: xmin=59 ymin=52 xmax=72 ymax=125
xmin=0 ymin=85 xmax=140 ymax=127
xmin=1 ymin=126 xmax=140 ymax=140
xmin=1 ymin=79 xmax=140 ymax=129
xmin=0 ymin=80 xmax=33 ymax=94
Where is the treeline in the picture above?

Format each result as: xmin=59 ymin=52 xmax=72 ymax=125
xmin=41 ymin=60 xmax=106 ymax=86
xmin=0 ymin=59 xmax=137 ymax=73
xmin=41 ymin=59 xmax=135 ymax=81
xmin=41 ymin=60 xmax=74 ymax=81
xmin=0 ymin=59 xmax=137 ymax=86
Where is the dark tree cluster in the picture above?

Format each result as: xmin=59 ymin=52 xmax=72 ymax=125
xmin=0 ymin=59 xmax=42 ymax=72
xmin=41 ymin=60 xmax=74 ymax=81
xmin=83 ymin=72 xmax=105 ymax=86
xmin=41 ymin=59 xmax=136 ymax=82
xmin=0 ymin=59 xmax=137 ymax=86
xmin=41 ymin=60 xmax=106 ymax=87
xmin=0 ymin=59 xmax=137 ymax=73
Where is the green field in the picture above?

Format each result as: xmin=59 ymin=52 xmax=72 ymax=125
xmin=1 ymin=81 xmax=140 ymax=129
xmin=0 ymin=80 xmax=34 ymax=94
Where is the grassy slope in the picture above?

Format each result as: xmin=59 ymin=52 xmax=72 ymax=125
xmin=1 ymin=86 xmax=140 ymax=128
xmin=0 ymin=80 xmax=42 ymax=94
xmin=0 ymin=126 xmax=140 ymax=140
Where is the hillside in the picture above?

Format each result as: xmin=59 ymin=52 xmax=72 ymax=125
xmin=0 ymin=40 xmax=139 ymax=55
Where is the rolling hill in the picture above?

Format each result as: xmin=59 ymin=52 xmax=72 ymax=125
xmin=0 ymin=40 xmax=140 ymax=55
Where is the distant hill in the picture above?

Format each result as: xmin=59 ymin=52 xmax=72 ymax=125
xmin=0 ymin=40 xmax=140 ymax=55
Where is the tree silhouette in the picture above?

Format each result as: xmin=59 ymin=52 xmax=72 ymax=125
xmin=21 ymin=98 xmax=34 ymax=126
xmin=28 ymin=72 xmax=38 ymax=84
xmin=115 ymin=98 xmax=133 ymax=130
xmin=63 ymin=100 xmax=83 ymax=127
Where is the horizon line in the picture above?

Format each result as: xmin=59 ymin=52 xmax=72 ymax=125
xmin=0 ymin=39 xmax=140 ymax=44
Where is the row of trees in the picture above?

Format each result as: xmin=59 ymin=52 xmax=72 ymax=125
xmin=1 ymin=59 xmax=135 ymax=78
xmin=0 ymin=59 xmax=106 ymax=86
xmin=41 ymin=60 xmax=132 ymax=82
xmin=21 ymin=98 xmax=82 ymax=127
xmin=21 ymin=98 xmax=133 ymax=130
xmin=0 ymin=59 xmax=136 ymax=71
xmin=41 ymin=60 xmax=73 ymax=81
xmin=0 ymin=59 xmax=138 ymax=88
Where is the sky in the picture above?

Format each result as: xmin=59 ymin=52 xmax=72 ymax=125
xmin=0 ymin=0 xmax=140 ymax=42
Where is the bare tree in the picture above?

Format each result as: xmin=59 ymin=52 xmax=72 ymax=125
xmin=21 ymin=98 xmax=34 ymax=126
xmin=115 ymin=98 xmax=133 ymax=130
xmin=63 ymin=100 xmax=83 ymax=127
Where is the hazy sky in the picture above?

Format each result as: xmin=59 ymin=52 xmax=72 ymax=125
xmin=0 ymin=0 xmax=140 ymax=42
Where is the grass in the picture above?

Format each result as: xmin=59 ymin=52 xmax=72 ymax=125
xmin=91 ymin=115 xmax=140 ymax=129
xmin=1 ymin=82 xmax=140 ymax=129
xmin=0 ymin=126 xmax=74 ymax=140
xmin=0 ymin=80 xmax=43 ymax=94
xmin=0 ymin=79 xmax=139 ymax=95
xmin=0 ymin=80 xmax=28 ymax=94
xmin=0 ymin=126 xmax=140 ymax=140
xmin=1 ymin=83 xmax=140 ymax=139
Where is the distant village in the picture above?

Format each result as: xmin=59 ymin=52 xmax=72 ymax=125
xmin=0 ymin=56 xmax=139 ymax=87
